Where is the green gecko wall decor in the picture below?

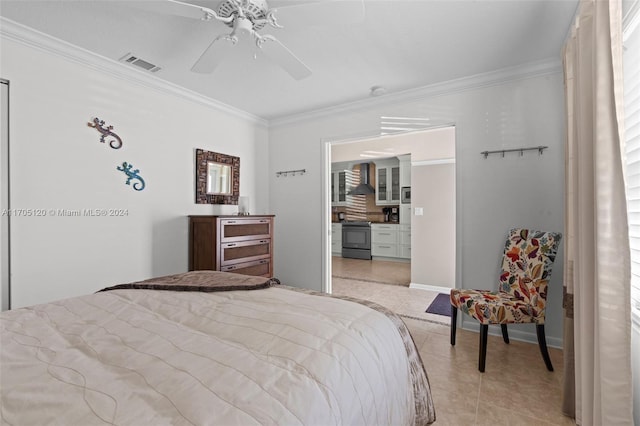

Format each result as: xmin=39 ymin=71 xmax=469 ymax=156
xmin=117 ymin=162 xmax=145 ymax=191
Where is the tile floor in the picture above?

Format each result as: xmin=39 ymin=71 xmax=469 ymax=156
xmin=332 ymin=256 xmax=411 ymax=286
xmin=332 ymin=277 xmax=448 ymax=323
xmin=331 ymin=256 xmax=575 ymax=425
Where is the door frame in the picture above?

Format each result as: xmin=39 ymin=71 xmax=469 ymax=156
xmin=1 ymin=79 xmax=10 ymax=311
xmin=320 ymin=124 xmax=459 ymax=294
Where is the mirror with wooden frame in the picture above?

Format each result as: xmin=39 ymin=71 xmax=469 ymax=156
xmin=195 ymin=148 xmax=239 ymax=204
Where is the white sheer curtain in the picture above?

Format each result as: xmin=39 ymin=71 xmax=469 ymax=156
xmin=562 ymin=0 xmax=633 ymax=424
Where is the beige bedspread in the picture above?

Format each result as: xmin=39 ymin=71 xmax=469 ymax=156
xmin=1 ymin=272 xmax=435 ymax=425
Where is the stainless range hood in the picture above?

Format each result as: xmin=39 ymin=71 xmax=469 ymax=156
xmin=349 ymin=163 xmax=375 ymax=195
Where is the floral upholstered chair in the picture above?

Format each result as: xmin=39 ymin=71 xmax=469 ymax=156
xmin=450 ymin=228 xmax=562 ymax=372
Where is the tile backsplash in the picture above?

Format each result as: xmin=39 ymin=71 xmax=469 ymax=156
xmin=332 ymin=194 xmax=399 ymax=223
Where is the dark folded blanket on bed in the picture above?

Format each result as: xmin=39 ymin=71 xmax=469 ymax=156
xmin=98 ymin=270 xmax=277 ymax=293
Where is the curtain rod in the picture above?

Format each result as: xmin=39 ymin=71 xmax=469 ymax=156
xmin=481 ymin=146 xmax=548 ymax=159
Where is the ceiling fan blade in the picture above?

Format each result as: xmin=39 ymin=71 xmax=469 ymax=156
xmin=271 ymin=0 xmax=365 ymax=30
xmin=130 ymin=0 xmax=230 ymax=22
xmin=191 ymin=36 xmax=236 ymax=73
xmin=260 ymin=37 xmax=312 ymax=80
xmin=129 ymin=0 xmax=209 ymax=20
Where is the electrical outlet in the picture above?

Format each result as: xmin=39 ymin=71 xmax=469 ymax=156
xmin=415 ymin=207 xmax=424 ymax=216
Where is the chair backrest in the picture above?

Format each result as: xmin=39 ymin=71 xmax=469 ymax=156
xmin=499 ymin=228 xmax=562 ymax=318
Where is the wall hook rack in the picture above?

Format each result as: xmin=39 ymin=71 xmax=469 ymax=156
xmin=481 ymin=145 xmax=548 ymax=159
xmin=276 ymin=169 xmax=306 ymax=177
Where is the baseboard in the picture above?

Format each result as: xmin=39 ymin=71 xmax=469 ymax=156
xmin=460 ymin=321 xmax=562 ymax=349
xmin=409 ymin=283 xmax=452 ymax=293
xmin=371 ymin=256 xmax=410 ymax=263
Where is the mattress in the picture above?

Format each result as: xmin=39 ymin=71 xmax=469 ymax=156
xmin=0 ymin=271 xmax=435 ymax=425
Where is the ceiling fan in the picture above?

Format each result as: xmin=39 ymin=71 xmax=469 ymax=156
xmin=142 ymin=0 xmax=365 ymax=80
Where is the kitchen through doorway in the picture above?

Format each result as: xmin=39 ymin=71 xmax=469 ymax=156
xmin=326 ymin=126 xmax=456 ymax=322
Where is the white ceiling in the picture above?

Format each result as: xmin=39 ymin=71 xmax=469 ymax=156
xmin=0 ymin=0 xmax=578 ymax=121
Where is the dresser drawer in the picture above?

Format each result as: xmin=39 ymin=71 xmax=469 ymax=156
xmin=220 ymin=218 xmax=272 ymax=242
xmin=221 ymin=258 xmax=271 ymax=277
xmin=220 ymin=238 xmax=271 ymax=265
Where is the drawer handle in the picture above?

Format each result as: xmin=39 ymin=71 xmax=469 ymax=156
xmin=259 ymin=220 xmax=268 ymax=223
xmin=380 ymin=245 xmax=391 ymax=249
xmin=260 ymin=260 xmax=268 ymax=264
xmin=227 ymin=243 xmax=237 ymax=247
xmin=227 ymin=220 xmax=237 ymax=224
xmin=380 ymin=233 xmax=392 ymax=236
xmin=226 ymin=266 xmax=236 ymax=270
xmin=259 ymin=240 xmax=268 ymax=244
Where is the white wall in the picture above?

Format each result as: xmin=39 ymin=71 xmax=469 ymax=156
xmin=1 ymin=35 xmax=269 ymax=308
xmin=269 ymin=67 xmax=566 ymax=346
xmin=411 ymin=162 xmax=456 ymax=288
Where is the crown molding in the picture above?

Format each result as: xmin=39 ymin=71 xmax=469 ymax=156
xmin=412 ymin=158 xmax=456 ymax=167
xmin=269 ymin=57 xmax=562 ymax=128
xmin=0 ymin=17 xmax=268 ymax=127
xmin=0 ymin=17 xmax=562 ymax=131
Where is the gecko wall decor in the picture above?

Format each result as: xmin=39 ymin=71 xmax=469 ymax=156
xmin=87 ymin=117 xmax=123 ymax=149
xmin=117 ymin=162 xmax=145 ymax=191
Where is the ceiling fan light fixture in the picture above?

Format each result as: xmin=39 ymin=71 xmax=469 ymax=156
xmin=155 ymin=0 xmax=364 ymax=80
xmin=218 ymin=0 xmax=269 ymax=30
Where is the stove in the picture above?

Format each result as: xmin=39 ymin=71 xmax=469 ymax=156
xmin=341 ymin=221 xmax=372 ymax=260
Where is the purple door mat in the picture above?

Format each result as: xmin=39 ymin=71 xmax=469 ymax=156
xmin=426 ymin=293 xmax=452 ymax=317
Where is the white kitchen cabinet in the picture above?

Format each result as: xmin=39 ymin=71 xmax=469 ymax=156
xmin=371 ymin=223 xmax=399 ymax=257
xmin=399 ymin=224 xmax=411 ymax=260
xmin=400 ymin=204 xmax=412 ymax=224
xmin=399 ymin=154 xmax=411 ymax=188
xmin=371 ymin=223 xmax=411 ymax=259
xmin=331 ymin=171 xmax=347 ymax=206
xmin=331 ymin=162 xmax=351 ymax=206
xmin=374 ymin=159 xmax=400 ymax=205
xmin=331 ymin=223 xmax=342 ymax=256
xmin=399 ymin=245 xmax=412 ymax=259
xmin=399 ymin=155 xmax=412 ymax=225
xmin=372 ymin=243 xmax=398 ymax=257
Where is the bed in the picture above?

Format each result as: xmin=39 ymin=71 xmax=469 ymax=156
xmin=0 ymin=271 xmax=435 ymax=425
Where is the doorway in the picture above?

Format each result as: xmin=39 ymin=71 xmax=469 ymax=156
xmin=322 ymin=126 xmax=457 ymax=322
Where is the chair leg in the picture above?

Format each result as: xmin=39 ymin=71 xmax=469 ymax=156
xmin=478 ymin=324 xmax=488 ymax=372
xmin=450 ymin=305 xmax=457 ymax=346
xmin=501 ymin=324 xmax=510 ymax=344
xmin=536 ymin=324 xmax=554 ymax=371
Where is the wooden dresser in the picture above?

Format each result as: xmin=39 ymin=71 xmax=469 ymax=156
xmin=189 ymin=215 xmax=275 ymax=278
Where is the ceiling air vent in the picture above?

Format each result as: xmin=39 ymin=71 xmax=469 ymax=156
xmin=119 ymin=53 xmax=161 ymax=73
